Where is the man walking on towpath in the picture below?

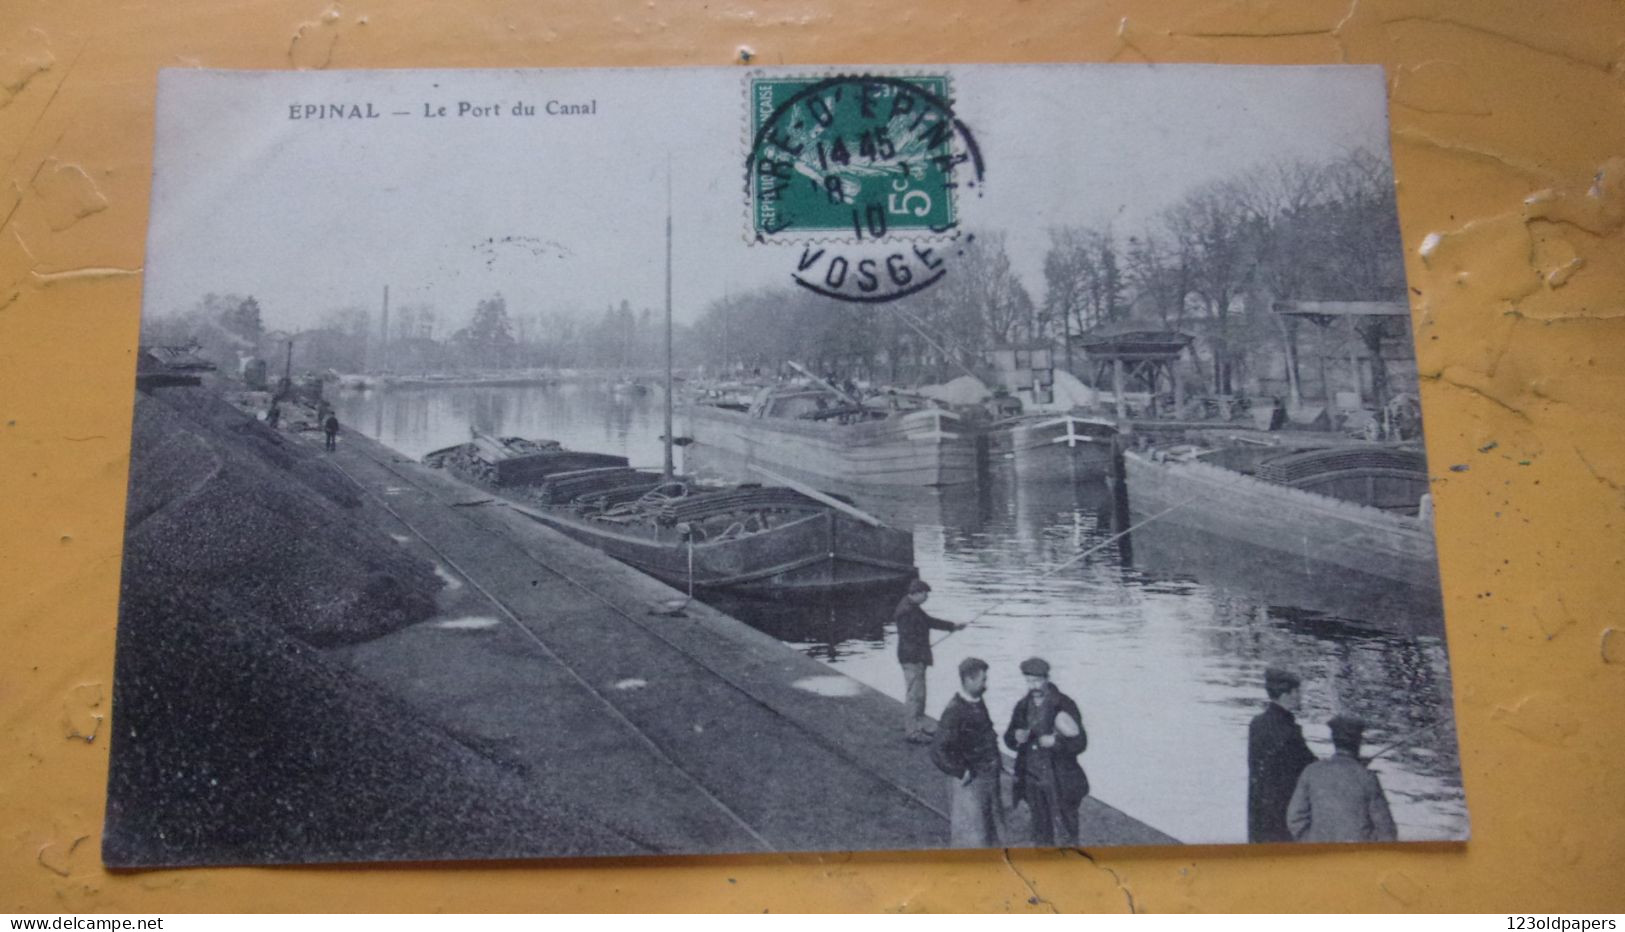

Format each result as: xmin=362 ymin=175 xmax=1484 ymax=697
xmin=1287 ymin=715 xmax=1398 ymax=843
xmin=931 ymin=657 xmax=1004 ymax=847
xmin=1004 ymin=657 xmax=1089 ymax=846
xmin=894 ymin=578 xmax=965 ymax=744
xmin=323 ymin=412 xmax=340 ymax=452
xmin=1248 ymin=666 xmax=1317 ymax=843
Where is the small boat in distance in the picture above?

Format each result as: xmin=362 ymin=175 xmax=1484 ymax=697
xmin=424 ymin=431 xmax=917 ymax=598
xmin=986 ymin=412 xmax=1118 ymax=480
xmin=1121 ymin=442 xmax=1439 ymax=592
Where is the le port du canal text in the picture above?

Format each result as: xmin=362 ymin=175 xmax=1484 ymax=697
xmin=287 ymin=100 xmax=598 ymax=120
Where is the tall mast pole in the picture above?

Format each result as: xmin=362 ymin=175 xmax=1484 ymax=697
xmin=380 ymin=284 xmax=390 ymax=372
xmin=662 ymin=163 xmax=675 ymax=480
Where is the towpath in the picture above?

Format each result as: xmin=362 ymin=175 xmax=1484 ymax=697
xmin=311 ymin=425 xmax=1178 ymax=854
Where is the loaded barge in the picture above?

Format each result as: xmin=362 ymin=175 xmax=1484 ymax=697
xmin=685 ymin=383 xmax=979 ymax=488
xmin=425 ymin=432 xmax=917 ymax=598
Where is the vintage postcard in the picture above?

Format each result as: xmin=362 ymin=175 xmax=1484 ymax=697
xmin=107 ymin=64 xmax=1466 ymax=866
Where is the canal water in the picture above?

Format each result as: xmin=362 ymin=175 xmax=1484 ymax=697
xmin=334 ymin=381 xmax=1468 ymax=845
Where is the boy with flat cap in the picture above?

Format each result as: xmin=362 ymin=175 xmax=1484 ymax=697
xmin=1247 ymin=666 xmax=1318 ymax=843
xmin=1287 ymin=716 xmax=1398 ymax=843
xmin=1004 ymin=657 xmax=1089 ymax=845
xmin=894 ymin=578 xmax=966 ymax=744
xmin=931 ymin=657 xmax=1004 ymax=847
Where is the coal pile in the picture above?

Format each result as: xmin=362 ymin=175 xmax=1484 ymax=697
xmin=122 ymin=386 xmax=434 ymax=646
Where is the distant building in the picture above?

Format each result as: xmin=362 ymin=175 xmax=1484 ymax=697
xmin=136 ymin=343 xmax=216 ymax=391
xmin=987 ymin=342 xmax=1057 ymax=407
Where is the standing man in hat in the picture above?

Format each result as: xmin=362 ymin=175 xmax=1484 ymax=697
xmin=1247 ymin=667 xmax=1318 ymax=843
xmin=1287 ymin=716 xmax=1398 ymax=843
xmin=894 ymin=578 xmax=966 ymax=744
xmin=1004 ymin=657 xmax=1089 ymax=846
xmin=930 ymin=657 xmax=1004 ymax=847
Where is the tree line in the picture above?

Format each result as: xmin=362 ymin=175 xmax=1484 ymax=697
xmin=691 ymin=149 xmax=1406 ymax=393
xmin=142 ymin=149 xmax=1404 ymax=397
xmin=141 ymin=293 xmax=690 ymax=376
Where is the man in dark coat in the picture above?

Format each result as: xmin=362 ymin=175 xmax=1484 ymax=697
xmin=1247 ymin=666 xmax=1317 ymax=843
xmin=1003 ymin=657 xmax=1089 ymax=846
xmin=323 ymin=412 xmax=340 ymax=452
xmin=931 ymin=657 xmax=1004 ymax=847
xmin=894 ymin=578 xmax=964 ymax=743
xmin=1287 ymin=715 xmax=1398 ymax=843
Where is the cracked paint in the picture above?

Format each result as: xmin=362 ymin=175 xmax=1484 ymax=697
xmin=1490 ymin=692 xmax=1582 ymax=748
xmin=1393 ymin=125 xmax=1559 ymax=183
xmin=1072 ymin=848 xmax=1138 ymax=914
xmin=1109 ymin=17 xmax=1154 ymax=64
xmin=1416 ymin=212 xmax=1543 ymax=305
xmin=1531 ymin=591 xmax=1575 ymax=641
xmin=1 ymin=180 xmax=19 ymax=234
xmin=1524 ymin=159 xmax=1625 ymax=240
xmin=30 ymin=159 xmax=107 ymax=233
xmin=1379 ymin=870 xmax=1423 ymax=906
xmin=36 ymin=835 xmax=89 ymax=878
xmin=1390 ymin=60 xmax=1489 ymax=116
xmin=0 ymin=226 xmax=32 ymax=310
xmin=63 ymin=682 xmax=102 ymax=744
xmin=288 ymin=4 xmax=349 ymax=70
xmin=0 ymin=27 xmax=54 ymax=109
xmin=30 ymin=265 xmax=142 ymax=284
xmin=999 ymin=849 xmax=1059 ymax=913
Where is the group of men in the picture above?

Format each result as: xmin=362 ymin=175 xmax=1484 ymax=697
xmin=1247 ymin=667 xmax=1398 ymax=844
xmin=893 ymin=579 xmax=1090 ymax=847
xmin=895 ymin=579 xmax=1400 ymax=848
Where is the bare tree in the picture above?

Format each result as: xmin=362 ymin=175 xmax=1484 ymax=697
xmin=1044 ymin=224 xmax=1126 ymax=354
xmin=932 ymin=231 xmax=1035 ymax=353
xmin=1162 ymin=182 xmax=1256 ymax=394
xmin=1122 ymin=231 xmax=1193 ymax=329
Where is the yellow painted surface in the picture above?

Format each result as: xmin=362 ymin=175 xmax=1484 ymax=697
xmin=2 ymin=0 xmax=1623 ymax=913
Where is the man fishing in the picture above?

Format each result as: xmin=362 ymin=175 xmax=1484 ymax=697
xmin=1247 ymin=667 xmax=1317 ymax=843
xmin=1004 ymin=657 xmax=1089 ymax=846
xmin=1287 ymin=715 xmax=1398 ymax=843
xmin=894 ymin=579 xmax=966 ymax=744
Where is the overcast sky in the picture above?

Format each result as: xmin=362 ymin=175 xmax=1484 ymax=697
xmin=144 ymin=64 xmax=1393 ymax=332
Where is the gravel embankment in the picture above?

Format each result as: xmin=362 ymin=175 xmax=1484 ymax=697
xmin=105 ymin=384 xmax=649 ymax=866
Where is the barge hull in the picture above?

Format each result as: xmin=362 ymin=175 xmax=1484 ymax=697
xmin=1121 ymin=450 xmax=1441 ymax=592
xmin=511 ymin=504 xmax=916 ymax=597
xmin=685 ymin=405 xmax=980 ymax=487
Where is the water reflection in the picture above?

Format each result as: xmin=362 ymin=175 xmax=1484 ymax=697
xmin=1130 ymin=520 xmax=1444 ymax=638
xmin=706 ymin=590 xmax=900 ymax=664
xmin=333 ymin=382 xmax=679 ymax=470
xmin=335 ymin=385 xmax=1467 ymax=845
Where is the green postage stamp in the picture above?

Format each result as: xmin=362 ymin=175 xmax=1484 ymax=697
xmin=747 ymin=74 xmax=977 ymax=242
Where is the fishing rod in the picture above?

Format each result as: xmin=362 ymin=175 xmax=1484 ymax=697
xmin=929 ymin=493 xmax=1202 ymax=647
xmin=1364 ymin=719 xmax=1452 ymax=763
